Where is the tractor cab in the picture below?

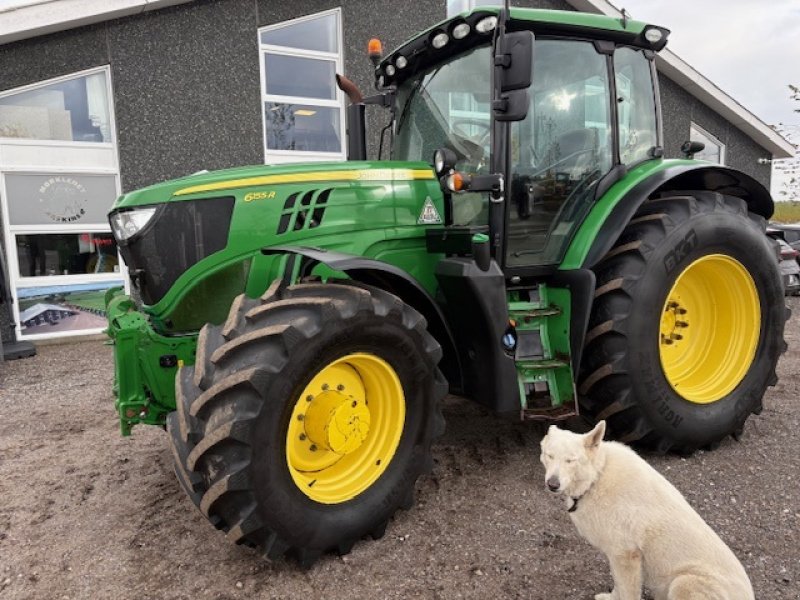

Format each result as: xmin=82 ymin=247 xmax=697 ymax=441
xmin=376 ymin=8 xmax=666 ymax=271
xmin=341 ymin=8 xmax=671 ymax=418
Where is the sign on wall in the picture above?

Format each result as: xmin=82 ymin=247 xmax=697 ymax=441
xmin=5 ymin=173 xmax=118 ymax=226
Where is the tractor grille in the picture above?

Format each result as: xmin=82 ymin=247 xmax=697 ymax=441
xmin=276 ymin=188 xmax=332 ymax=234
xmin=115 ymin=196 xmax=235 ymax=305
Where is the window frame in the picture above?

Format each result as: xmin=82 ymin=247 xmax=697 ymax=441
xmin=689 ymin=121 xmax=726 ymax=165
xmin=0 ymin=65 xmax=116 ymax=147
xmin=258 ymin=8 xmax=346 ymax=164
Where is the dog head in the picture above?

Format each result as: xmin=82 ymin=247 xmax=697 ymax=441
xmin=539 ymin=421 xmax=606 ymax=497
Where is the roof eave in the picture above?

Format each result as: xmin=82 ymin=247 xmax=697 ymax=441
xmin=0 ymin=0 xmax=195 ymax=46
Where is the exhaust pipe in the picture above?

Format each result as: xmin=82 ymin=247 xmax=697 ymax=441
xmin=336 ymin=74 xmax=367 ymax=161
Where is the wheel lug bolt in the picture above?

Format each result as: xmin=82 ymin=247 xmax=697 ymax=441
xmin=322 ymin=383 xmax=329 ymax=391
xmin=306 ymin=395 xmax=313 ymax=402
xmin=672 ymin=333 xmax=683 ymax=341
xmin=299 ymin=433 xmax=306 ymax=440
xmin=352 ymin=401 xmax=357 ymax=407
xmin=677 ymin=308 xmax=687 ymax=315
xmin=297 ymin=414 xmax=304 ymax=421
xmin=310 ymin=444 xmax=318 ymax=452
xmin=676 ymin=321 xmax=688 ymax=328
xmin=337 ymin=384 xmax=345 ymax=391
xmin=664 ymin=338 xmax=674 ymax=345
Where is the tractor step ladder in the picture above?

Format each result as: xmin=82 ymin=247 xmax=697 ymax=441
xmin=507 ymin=286 xmax=579 ymax=421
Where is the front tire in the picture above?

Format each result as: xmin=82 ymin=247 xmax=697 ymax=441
xmin=579 ymin=191 xmax=787 ymax=453
xmin=168 ymin=281 xmax=446 ymax=565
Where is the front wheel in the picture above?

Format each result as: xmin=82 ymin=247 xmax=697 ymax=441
xmin=579 ymin=191 xmax=787 ymax=453
xmin=167 ymin=281 xmax=446 ymax=565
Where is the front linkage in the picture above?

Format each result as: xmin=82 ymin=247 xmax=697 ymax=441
xmin=105 ymin=287 xmax=196 ymax=435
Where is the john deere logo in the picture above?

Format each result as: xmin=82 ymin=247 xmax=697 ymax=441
xmin=38 ymin=176 xmax=87 ymax=223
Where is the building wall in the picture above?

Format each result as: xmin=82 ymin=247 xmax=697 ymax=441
xmin=658 ymin=74 xmax=772 ymax=188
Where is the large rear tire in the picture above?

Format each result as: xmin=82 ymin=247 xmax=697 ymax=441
xmin=578 ymin=191 xmax=787 ymax=453
xmin=167 ymin=281 xmax=446 ymax=566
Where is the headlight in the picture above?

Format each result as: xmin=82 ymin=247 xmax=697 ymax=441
xmin=475 ymin=16 xmax=498 ymax=34
xmin=452 ymin=22 xmax=471 ymax=39
xmin=110 ymin=207 xmax=158 ymax=241
xmin=431 ymin=32 xmax=449 ymax=49
xmin=644 ymin=28 xmax=663 ymax=43
xmin=433 ymin=147 xmax=457 ymax=176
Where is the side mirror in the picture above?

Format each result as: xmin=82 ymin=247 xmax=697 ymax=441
xmin=496 ymin=30 xmax=534 ymax=92
xmin=681 ymin=140 xmax=705 ymax=159
xmin=493 ymin=30 xmax=534 ymax=122
xmin=493 ymin=89 xmax=529 ymax=122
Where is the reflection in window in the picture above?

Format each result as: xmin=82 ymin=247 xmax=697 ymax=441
xmin=260 ymin=12 xmax=338 ymax=53
xmin=689 ymin=123 xmax=725 ymax=164
xmin=265 ymin=103 xmax=341 ymax=152
xmin=614 ymin=47 xmax=658 ymax=165
xmin=259 ymin=10 xmax=344 ymax=161
xmin=0 ymin=70 xmax=111 ymax=143
xmin=507 ymin=40 xmax=614 ymax=267
xmin=15 ymin=233 xmax=118 ymax=277
xmin=263 ymin=54 xmax=337 ymax=100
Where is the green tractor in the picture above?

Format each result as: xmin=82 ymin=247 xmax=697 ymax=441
xmin=105 ymin=6 xmax=786 ymax=565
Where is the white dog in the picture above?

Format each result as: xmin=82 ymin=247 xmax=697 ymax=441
xmin=539 ymin=421 xmax=754 ymax=600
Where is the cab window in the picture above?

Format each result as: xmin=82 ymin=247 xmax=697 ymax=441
xmin=507 ymin=39 xmax=613 ymax=267
xmin=615 ymin=47 xmax=658 ymax=165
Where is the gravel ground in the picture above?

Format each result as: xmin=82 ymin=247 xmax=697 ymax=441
xmin=1 ymin=298 xmax=798 ymax=600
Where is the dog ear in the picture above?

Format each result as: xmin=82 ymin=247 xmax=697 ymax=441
xmin=584 ymin=420 xmax=606 ymax=448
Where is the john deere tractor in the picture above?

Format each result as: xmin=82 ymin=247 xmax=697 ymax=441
xmin=106 ymin=7 xmax=786 ymax=565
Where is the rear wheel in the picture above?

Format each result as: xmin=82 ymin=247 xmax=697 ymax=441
xmin=168 ymin=281 xmax=446 ymax=565
xmin=579 ymin=191 xmax=787 ymax=453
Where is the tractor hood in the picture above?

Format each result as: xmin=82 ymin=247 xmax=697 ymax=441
xmin=110 ymin=160 xmax=436 ymax=209
xmin=108 ymin=160 xmax=442 ymax=333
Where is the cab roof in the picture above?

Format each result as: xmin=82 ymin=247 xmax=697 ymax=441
xmin=378 ymin=7 xmax=667 ymax=88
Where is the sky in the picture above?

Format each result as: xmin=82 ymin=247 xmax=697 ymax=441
xmin=610 ymin=0 xmax=800 ymax=127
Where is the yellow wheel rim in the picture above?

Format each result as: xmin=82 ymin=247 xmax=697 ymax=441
xmin=659 ymin=254 xmax=760 ymax=404
xmin=286 ymin=353 xmax=405 ymax=504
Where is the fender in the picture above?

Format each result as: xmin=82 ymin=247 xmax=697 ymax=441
xmin=262 ymin=245 xmax=463 ymax=392
xmin=561 ymin=161 xmax=774 ymax=270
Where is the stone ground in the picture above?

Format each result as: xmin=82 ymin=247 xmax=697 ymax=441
xmin=0 ymin=298 xmax=798 ymax=599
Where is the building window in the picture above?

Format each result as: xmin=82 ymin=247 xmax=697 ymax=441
xmin=689 ymin=123 xmax=726 ymax=164
xmin=447 ymin=0 xmax=502 ymax=17
xmin=0 ymin=66 xmax=123 ymax=341
xmin=259 ymin=9 xmax=345 ymax=163
xmin=0 ymin=70 xmax=112 ymax=143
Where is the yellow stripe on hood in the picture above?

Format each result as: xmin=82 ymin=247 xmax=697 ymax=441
xmin=173 ymin=168 xmax=435 ymax=197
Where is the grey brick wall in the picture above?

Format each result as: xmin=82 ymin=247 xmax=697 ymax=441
xmin=658 ymin=74 xmax=772 ymax=188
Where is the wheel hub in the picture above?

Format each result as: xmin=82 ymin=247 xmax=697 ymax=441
xmin=304 ymin=390 xmax=371 ymax=455
xmin=658 ymin=254 xmax=760 ymax=404
xmin=286 ymin=353 xmax=406 ymax=504
xmin=660 ymin=300 xmax=688 ymax=346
